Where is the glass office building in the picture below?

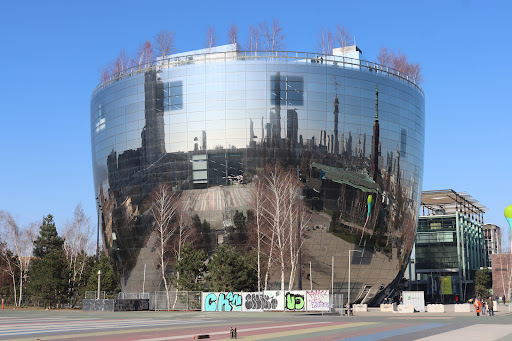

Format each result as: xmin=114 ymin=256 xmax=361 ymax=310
xmin=91 ymin=44 xmax=425 ymax=304
xmin=408 ymin=190 xmax=487 ymax=303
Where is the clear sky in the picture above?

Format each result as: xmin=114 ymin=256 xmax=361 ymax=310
xmin=1 ymin=1 xmax=510 ymax=248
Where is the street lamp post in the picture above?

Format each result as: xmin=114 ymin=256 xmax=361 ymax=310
xmin=297 ymin=165 xmax=302 ymax=290
xmin=331 ymin=256 xmax=334 ymax=295
xmin=95 ymin=197 xmax=102 ymax=261
xmin=348 ymin=249 xmax=363 ymax=308
xmin=97 ymin=270 xmax=102 ymax=300
xmin=310 ymin=261 xmax=312 ymax=290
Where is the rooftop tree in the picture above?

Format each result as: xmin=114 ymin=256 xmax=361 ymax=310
xmin=377 ymin=47 xmax=423 ymax=83
xmin=154 ymin=29 xmax=176 ymax=58
xmin=205 ymin=25 xmax=217 ymax=50
xmin=260 ymin=19 xmax=285 ymax=53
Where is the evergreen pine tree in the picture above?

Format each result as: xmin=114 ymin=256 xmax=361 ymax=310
xmin=33 ymin=215 xmax=64 ymax=258
xmin=27 ymin=215 xmax=69 ymax=307
xmin=173 ymin=243 xmax=207 ymax=291
xmin=207 ymin=244 xmax=257 ymax=292
xmin=86 ymin=255 xmax=120 ymax=297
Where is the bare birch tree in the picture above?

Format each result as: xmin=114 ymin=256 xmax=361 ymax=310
xmin=377 ymin=46 xmax=392 ymax=67
xmin=136 ymin=40 xmax=153 ymax=68
xmin=205 ymin=25 xmax=216 ymax=50
xmin=335 ymin=24 xmax=353 ymax=48
xmin=172 ymin=204 xmax=194 ymax=289
xmin=246 ymin=25 xmax=260 ymax=52
xmin=63 ymin=203 xmax=93 ymax=306
xmin=254 ymin=163 xmax=310 ymax=291
xmin=227 ymin=24 xmax=240 ymax=49
xmin=377 ymin=46 xmax=423 ymax=83
xmin=286 ymin=182 xmax=310 ymax=290
xmin=110 ymin=49 xmax=129 ymax=75
xmin=260 ymin=19 xmax=286 ymax=54
xmin=154 ymin=29 xmax=176 ymax=59
xmin=0 ymin=211 xmax=38 ymax=307
xmin=318 ymin=27 xmax=334 ymax=55
xmin=261 ymin=164 xmax=295 ymax=290
xmin=100 ymin=67 xmax=111 ymax=82
xmin=251 ymin=174 xmax=268 ymax=291
xmin=148 ymin=184 xmax=179 ymax=310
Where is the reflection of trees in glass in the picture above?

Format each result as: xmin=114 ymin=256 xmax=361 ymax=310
xmin=251 ymin=163 xmax=310 ymax=291
xmin=173 ymin=243 xmax=207 ymax=292
xmin=207 ymin=244 xmax=257 ymax=292
xmin=148 ymin=184 xmax=179 ymax=309
xmin=192 ymin=214 xmax=212 ymax=252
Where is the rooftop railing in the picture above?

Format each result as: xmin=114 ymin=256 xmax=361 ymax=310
xmin=92 ymin=50 xmax=423 ymax=97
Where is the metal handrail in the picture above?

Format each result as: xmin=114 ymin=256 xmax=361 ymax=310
xmin=92 ymin=50 xmax=423 ymax=98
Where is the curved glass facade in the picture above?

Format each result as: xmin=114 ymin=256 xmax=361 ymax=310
xmin=91 ymin=49 xmax=425 ymax=303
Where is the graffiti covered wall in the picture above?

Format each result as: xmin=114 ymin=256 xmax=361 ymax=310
xmin=285 ymin=291 xmax=306 ymax=311
xmin=202 ymin=292 xmax=242 ymax=312
xmin=201 ymin=290 xmax=329 ymax=312
xmin=241 ymin=291 xmax=286 ymax=311
xmin=306 ymin=290 xmax=330 ymax=311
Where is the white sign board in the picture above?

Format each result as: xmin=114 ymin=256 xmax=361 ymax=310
xmin=306 ymin=290 xmax=330 ymax=311
xmin=402 ymin=291 xmax=425 ymax=312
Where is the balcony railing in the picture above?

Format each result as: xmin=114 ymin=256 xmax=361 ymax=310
xmin=92 ymin=50 xmax=423 ymax=97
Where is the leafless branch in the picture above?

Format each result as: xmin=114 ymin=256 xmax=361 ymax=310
xmin=154 ymin=29 xmax=176 ymax=58
xmin=260 ymin=19 xmax=285 ymax=53
xmin=148 ymin=184 xmax=179 ymax=309
xmin=246 ymin=25 xmax=260 ymax=52
xmin=335 ymin=24 xmax=353 ymax=48
xmin=317 ymin=27 xmax=334 ymax=55
xmin=227 ymin=24 xmax=240 ymax=49
xmin=205 ymin=25 xmax=216 ymax=50
xmin=377 ymin=46 xmax=423 ymax=83
xmin=136 ymin=40 xmax=153 ymax=68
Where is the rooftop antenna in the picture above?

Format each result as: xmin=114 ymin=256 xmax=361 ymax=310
xmin=333 ymin=75 xmax=339 ymax=96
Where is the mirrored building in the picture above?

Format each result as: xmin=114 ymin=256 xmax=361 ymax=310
xmin=91 ymin=44 xmax=425 ymax=304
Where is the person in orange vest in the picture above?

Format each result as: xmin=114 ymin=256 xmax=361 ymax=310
xmin=474 ymin=297 xmax=482 ymax=316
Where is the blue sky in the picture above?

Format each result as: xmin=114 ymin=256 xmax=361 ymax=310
xmin=1 ymin=1 xmax=510 ymax=248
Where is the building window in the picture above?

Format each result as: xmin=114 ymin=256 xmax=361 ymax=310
xmin=164 ymin=81 xmax=183 ymax=111
xmin=400 ymin=128 xmax=407 ymax=158
xmin=95 ymin=104 xmax=105 ymax=132
xmin=271 ymin=74 xmax=304 ymax=106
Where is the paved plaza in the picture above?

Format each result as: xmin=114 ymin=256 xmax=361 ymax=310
xmin=0 ymin=306 xmax=511 ymax=340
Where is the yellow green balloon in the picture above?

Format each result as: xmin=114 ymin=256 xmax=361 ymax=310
xmin=367 ymin=195 xmax=373 ymax=204
xmin=505 ymin=205 xmax=512 ymax=219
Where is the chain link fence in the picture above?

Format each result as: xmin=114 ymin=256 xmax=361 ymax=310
xmin=0 ymin=296 xmax=57 ymax=308
xmin=154 ymin=291 xmax=201 ymax=311
xmin=331 ymin=294 xmax=345 ymax=312
xmin=84 ymin=291 xmax=106 ymax=300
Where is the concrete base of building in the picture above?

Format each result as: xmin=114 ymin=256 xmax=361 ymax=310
xmin=397 ymin=304 xmax=415 ymax=313
xmin=380 ymin=303 xmax=397 ymax=312
xmin=353 ymin=304 xmax=368 ymax=312
xmin=427 ymin=304 xmax=445 ymax=313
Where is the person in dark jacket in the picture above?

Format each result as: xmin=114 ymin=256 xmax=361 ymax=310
xmin=487 ymin=296 xmax=494 ymax=316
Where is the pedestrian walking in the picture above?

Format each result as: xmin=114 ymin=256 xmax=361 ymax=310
xmin=474 ymin=297 xmax=482 ymax=316
xmin=486 ymin=296 xmax=494 ymax=316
